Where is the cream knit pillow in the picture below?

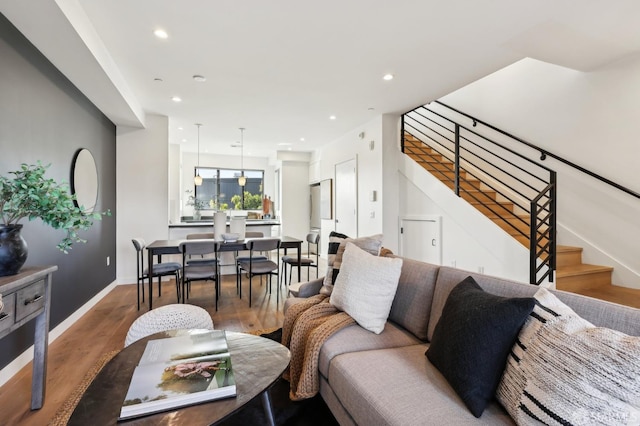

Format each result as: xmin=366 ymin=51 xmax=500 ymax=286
xmin=329 ymin=242 xmax=402 ymax=334
xmin=497 ymin=288 xmax=640 ymax=425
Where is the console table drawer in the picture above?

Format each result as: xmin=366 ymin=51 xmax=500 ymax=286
xmin=16 ymin=280 xmax=45 ymax=322
xmin=0 ymin=292 xmax=16 ymax=333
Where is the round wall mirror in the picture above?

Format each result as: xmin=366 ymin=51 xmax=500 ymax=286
xmin=71 ymin=148 xmax=98 ymax=212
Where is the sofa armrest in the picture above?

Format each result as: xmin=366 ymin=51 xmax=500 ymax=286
xmin=289 ymin=277 xmax=324 ymax=298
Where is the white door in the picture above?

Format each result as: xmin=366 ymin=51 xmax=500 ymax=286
xmin=399 ymin=216 xmax=442 ymax=264
xmin=335 ymin=159 xmax=357 ymax=237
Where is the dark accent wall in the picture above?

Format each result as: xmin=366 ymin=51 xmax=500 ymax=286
xmin=0 ymin=14 xmax=117 ymax=370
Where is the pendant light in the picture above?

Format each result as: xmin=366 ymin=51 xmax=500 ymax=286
xmin=238 ymin=127 xmax=246 ymax=186
xmin=194 ymin=123 xmax=203 ymax=186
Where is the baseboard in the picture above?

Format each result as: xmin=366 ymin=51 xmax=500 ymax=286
xmin=0 ymin=280 xmax=118 ymax=388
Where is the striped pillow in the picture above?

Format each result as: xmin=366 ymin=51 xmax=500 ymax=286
xmin=497 ymin=288 xmax=640 ymax=425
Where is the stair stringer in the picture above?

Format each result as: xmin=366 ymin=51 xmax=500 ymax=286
xmin=398 ymin=154 xmax=541 ymax=285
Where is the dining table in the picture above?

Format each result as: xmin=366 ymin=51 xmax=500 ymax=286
xmin=144 ymin=236 xmax=303 ymax=310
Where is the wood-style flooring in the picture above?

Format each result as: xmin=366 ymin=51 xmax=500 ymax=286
xmin=0 ymin=271 xmax=304 ymax=426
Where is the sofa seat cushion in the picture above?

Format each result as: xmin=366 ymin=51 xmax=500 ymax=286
xmin=318 ymin=321 xmax=421 ymax=378
xmin=327 ymin=344 xmax=515 ymax=426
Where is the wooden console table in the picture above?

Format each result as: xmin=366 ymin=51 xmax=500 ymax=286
xmin=0 ymin=265 xmax=57 ymax=409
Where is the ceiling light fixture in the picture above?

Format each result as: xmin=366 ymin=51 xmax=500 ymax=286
xmin=154 ymin=29 xmax=168 ymax=39
xmin=238 ymin=127 xmax=246 ymax=187
xmin=193 ymin=75 xmax=207 ymax=82
xmin=194 ymin=123 xmax=203 ymax=186
xmin=329 ymin=115 xmax=337 ymax=120
xmin=383 ymin=73 xmax=394 ymax=81
xmin=171 ymin=96 xmax=182 ymax=102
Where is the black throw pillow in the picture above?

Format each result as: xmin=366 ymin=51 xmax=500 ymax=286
xmin=426 ymin=276 xmax=535 ymax=418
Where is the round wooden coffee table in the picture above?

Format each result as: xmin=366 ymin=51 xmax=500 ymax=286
xmin=68 ymin=330 xmax=290 ymax=425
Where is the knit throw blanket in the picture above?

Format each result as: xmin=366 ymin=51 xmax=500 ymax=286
xmin=282 ymin=294 xmax=356 ymax=401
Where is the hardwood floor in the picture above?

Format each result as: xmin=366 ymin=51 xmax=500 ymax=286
xmin=0 ymin=272 xmax=299 ymax=426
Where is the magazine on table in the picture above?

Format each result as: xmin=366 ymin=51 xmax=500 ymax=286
xmin=119 ymin=330 xmax=236 ymax=420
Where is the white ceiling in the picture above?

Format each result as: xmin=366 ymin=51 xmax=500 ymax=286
xmin=2 ymin=0 xmax=640 ymax=158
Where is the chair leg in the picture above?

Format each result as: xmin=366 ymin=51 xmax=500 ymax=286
xmin=136 ymin=277 xmax=141 ymax=310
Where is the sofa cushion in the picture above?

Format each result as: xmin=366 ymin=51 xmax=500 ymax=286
xmin=318 ymin=321 xmax=422 ymax=379
xmin=320 ymin=233 xmax=382 ymax=296
xmin=328 ymin=344 xmax=515 ymax=426
xmin=426 ymin=276 xmax=535 ymax=418
xmin=429 ymin=267 xmax=640 ymax=341
xmin=388 ymin=257 xmax=439 ymax=341
xmin=330 ymin=242 xmax=402 ymax=334
xmin=497 ymin=287 xmax=640 ymax=426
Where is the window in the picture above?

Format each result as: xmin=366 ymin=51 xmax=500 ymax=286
xmin=194 ymin=167 xmax=264 ymax=210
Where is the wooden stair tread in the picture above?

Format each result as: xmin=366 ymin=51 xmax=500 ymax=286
xmin=574 ymin=286 xmax=640 ymax=309
xmin=556 ymin=245 xmax=583 ymax=253
xmin=556 ymin=263 xmax=613 ymax=277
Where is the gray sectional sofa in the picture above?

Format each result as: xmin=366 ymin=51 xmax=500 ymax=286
xmin=284 ymin=257 xmax=640 ymax=426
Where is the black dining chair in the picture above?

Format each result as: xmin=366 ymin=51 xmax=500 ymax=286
xmin=186 ymin=233 xmax=219 ymax=266
xmin=234 ymin=231 xmax=267 ymax=294
xmin=237 ymin=238 xmax=281 ymax=307
xmin=280 ymin=232 xmax=320 ymax=288
xmin=178 ymin=240 xmax=221 ymax=310
xmin=132 ymin=238 xmax=181 ymax=310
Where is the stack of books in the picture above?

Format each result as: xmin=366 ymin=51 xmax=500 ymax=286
xmin=119 ymin=330 xmax=236 ymax=420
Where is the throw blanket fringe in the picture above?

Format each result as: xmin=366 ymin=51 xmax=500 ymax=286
xmin=282 ymin=294 xmax=356 ymax=401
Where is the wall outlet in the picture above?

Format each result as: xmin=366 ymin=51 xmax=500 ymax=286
xmin=106 ymin=256 xmax=110 ymax=266
xmin=478 ymin=266 xmax=484 ymax=273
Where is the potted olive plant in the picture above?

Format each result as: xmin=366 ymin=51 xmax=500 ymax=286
xmin=0 ymin=162 xmax=109 ymax=276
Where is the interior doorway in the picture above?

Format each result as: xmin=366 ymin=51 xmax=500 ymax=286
xmin=335 ymin=158 xmax=357 ymax=237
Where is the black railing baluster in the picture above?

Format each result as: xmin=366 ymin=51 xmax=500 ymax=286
xmin=454 ymin=124 xmax=460 ymax=197
xmin=402 ymin=103 xmax=559 ymax=286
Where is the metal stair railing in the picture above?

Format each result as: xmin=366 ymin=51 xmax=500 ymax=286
xmin=402 ymin=103 xmax=556 ymax=285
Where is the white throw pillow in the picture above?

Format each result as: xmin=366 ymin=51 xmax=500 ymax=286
xmin=321 ymin=233 xmax=383 ymax=296
xmin=329 ymin=242 xmax=402 ymax=334
xmin=497 ymin=287 xmax=640 ymax=426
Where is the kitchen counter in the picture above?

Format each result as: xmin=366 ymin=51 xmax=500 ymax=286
xmin=168 ymin=219 xmax=280 ymax=228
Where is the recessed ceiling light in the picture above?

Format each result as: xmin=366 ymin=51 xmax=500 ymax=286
xmin=154 ymin=29 xmax=169 ymax=39
xmin=181 ymin=138 xmax=187 ymax=142
xmin=300 ymin=137 xmax=305 ymax=142
xmin=171 ymin=96 xmax=182 ymax=102
xmin=287 ymin=147 xmax=292 ymax=151
xmin=329 ymin=115 xmax=337 ymax=120
xmin=193 ymin=75 xmax=206 ymax=82
xmin=383 ymin=73 xmax=394 ymax=81
xmin=153 ymin=77 xmax=163 ymax=82
xmin=178 ymin=126 xmax=183 ymax=130
xmin=277 ymin=142 xmax=292 ymax=146
xmin=368 ymin=107 xmax=375 ymax=111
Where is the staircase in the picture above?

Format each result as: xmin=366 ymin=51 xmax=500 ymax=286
xmin=403 ymin=134 xmax=640 ymax=308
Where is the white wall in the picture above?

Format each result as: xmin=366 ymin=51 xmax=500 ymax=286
xmin=279 ymin=160 xmax=310 ymax=241
xmin=311 ymin=116 xmax=385 ymax=250
xmin=441 ymin=56 xmax=640 ymax=288
xmin=116 ymin=115 xmax=170 ymax=284
xmin=311 ymin=112 xmax=533 ymax=284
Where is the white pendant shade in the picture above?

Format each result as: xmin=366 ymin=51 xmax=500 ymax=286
xmin=194 ymin=174 xmax=203 ymax=186
xmin=238 ymin=175 xmax=246 ymax=186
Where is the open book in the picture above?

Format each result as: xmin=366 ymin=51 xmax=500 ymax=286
xmin=119 ymin=330 xmax=236 ymax=420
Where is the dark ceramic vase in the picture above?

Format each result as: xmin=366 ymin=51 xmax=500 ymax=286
xmin=0 ymin=224 xmax=28 ymax=277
